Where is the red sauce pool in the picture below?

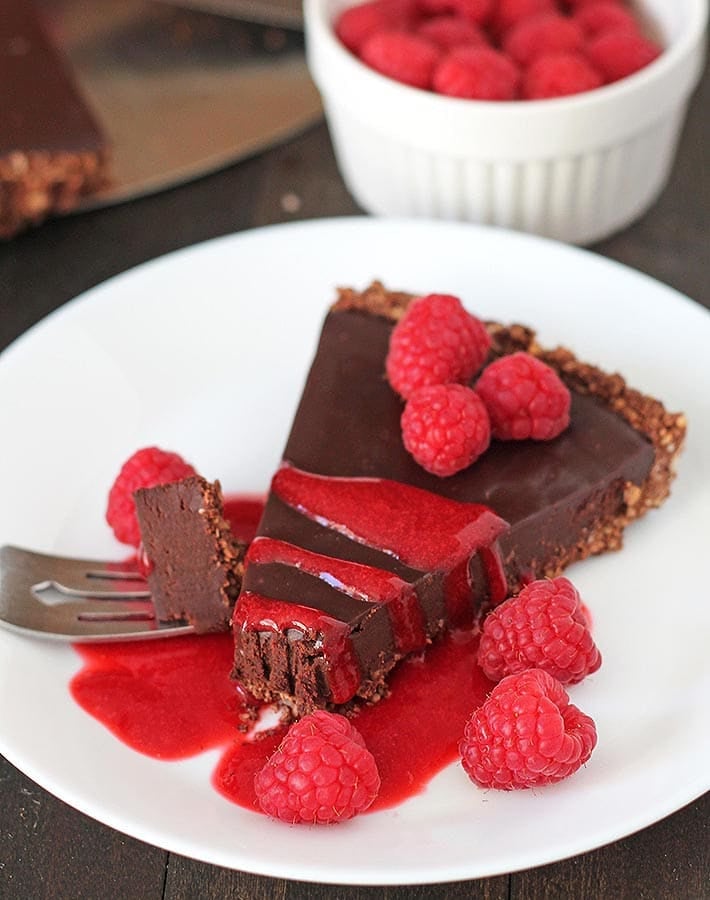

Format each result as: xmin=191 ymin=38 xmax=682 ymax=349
xmin=70 ymin=497 xmax=493 ymax=815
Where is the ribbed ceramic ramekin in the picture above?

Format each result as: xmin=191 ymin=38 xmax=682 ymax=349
xmin=305 ymin=0 xmax=707 ymax=244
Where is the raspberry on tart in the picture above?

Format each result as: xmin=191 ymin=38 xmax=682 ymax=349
xmin=475 ymin=351 xmax=571 ymax=440
xmin=401 ymin=383 xmax=491 ymax=476
xmin=386 ymin=293 xmax=491 ymax=398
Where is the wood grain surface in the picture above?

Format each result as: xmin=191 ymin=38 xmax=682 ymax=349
xmin=0 ymin=55 xmax=707 ymax=900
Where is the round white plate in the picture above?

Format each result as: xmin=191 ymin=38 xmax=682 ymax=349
xmin=0 ymin=218 xmax=708 ymax=885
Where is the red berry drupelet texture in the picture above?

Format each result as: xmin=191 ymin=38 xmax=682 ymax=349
xmin=360 ymin=30 xmax=441 ymax=89
xmin=490 ymin=0 xmax=557 ymax=36
xmin=335 ymin=0 xmax=660 ymax=99
xmin=335 ymin=0 xmax=418 ymax=54
xmin=386 ymin=293 xmax=491 ymax=399
xmin=433 ymin=45 xmax=520 ymax=99
xmin=573 ymin=2 xmax=638 ymax=38
xmin=565 ymin=0 xmax=625 ymax=7
xmin=254 ymin=711 xmax=381 ymax=824
xmin=475 ymin=351 xmax=571 ymax=440
xmin=522 ymin=51 xmax=603 ymax=99
xmin=106 ymin=446 xmax=197 ymax=546
xmin=587 ymin=28 xmax=661 ymax=83
xmin=460 ymin=668 xmax=598 ymax=789
xmin=401 ymin=383 xmax=491 ymax=476
xmin=477 ymin=576 xmax=602 ymax=684
xmin=417 ymin=14 xmax=487 ymax=51
xmin=454 ymin=0 xmax=495 ymax=25
xmin=503 ymin=13 xmax=585 ymax=67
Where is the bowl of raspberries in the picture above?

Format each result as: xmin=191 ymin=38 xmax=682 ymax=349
xmin=304 ymin=0 xmax=707 ymax=243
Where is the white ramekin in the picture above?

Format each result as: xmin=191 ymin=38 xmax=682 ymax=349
xmin=305 ymin=0 xmax=707 ymax=244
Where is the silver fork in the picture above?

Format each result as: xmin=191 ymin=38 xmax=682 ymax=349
xmin=0 ymin=545 xmax=195 ymax=642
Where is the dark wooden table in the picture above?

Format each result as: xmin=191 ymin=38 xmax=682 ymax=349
xmin=1 ymin=55 xmax=708 ymax=899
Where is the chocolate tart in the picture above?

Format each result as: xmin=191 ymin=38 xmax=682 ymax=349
xmin=0 ymin=2 xmax=108 ymax=238
xmin=231 ymin=282 xmax=685 ymax=716
xmin=135 ymin=476 xmax=246 ymax=634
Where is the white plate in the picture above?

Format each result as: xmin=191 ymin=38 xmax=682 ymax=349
xmin=0 ymin=218 xmax=708 ymax=885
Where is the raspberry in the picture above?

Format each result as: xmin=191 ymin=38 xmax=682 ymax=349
xmin=503 ymin=13 xmax=585 ymax=67
xmin=453 ymin=0 xmax=494 ymax=25
xmin=106 ymin=447 xmax=197 ymax=546
xmin=490 ymin=0 xmax=557 ymax=36
xmin=475 ymin=351 xmax=571 ymax=440
xmin=386 ymin=293 xmax=491 ymax=398
xmin=335 ymin=0 xmax=418 ymax=54
xmin=573 ymin=2 xmax=638 ymax=37
xmin=417 ymin=15 xmax=486 ymax=50
xmin=401 ymin=383 xmax=491 ymax=476
xmin=460 ymin=668 xmax=598 ymax=789
xmin=522 ymin=51 xmax=603 ymax=99
xmin=477 ymin=577 xmax=602 ymax=684
xmin=418 ymin=0 xmax=492 ymax=21
xmin=254 ymin=711 xmax=380 ymax=824
xmin=565 ymin=0 xmax=624 ymax=8
xmin=417 ymin=0 xmax=457 ymax=15
xmin=433 ymin=46 xmax=520 ymax=99
xmin=586 ymin=28 xmax=661 ymax=83
xmin=360 ymin=30 xmax=441 ymax=89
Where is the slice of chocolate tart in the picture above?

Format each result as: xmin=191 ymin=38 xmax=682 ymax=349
xmin=0 ymin=2 xmax=109 ymax=237
xmin=135 ymin=476 xmax=246 ymax=633
xmin=231 ymin=282 xmax=685 ymax=716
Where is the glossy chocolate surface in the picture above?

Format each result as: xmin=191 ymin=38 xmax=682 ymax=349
xmin=234 ymin=308 xmax=655 ymax=708
xmin=284 ymin=310 xmax=653 ymax=515
xmin=0 ymin=3 xmax=104 ymax=155
xmin=282 ymin=310 xmax=654 ymax=582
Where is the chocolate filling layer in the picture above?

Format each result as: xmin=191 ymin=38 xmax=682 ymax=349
xmin=231 ymin=290 xmax=682 ymax=716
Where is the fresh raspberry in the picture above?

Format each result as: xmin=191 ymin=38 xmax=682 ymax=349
xmin=477 ymin=577 xmax=602 ymax=684
xmin=254 ymin=711 xmax=380 ymax=824
xmin=360 ymin=30 xmax=441 ymax=89
xmin=460 ymin=668 xmax=598 ymax=789
xmin=386 ymin=293 xmax=491 ymax=398
xmin=401 ymin=383 xmax=491 ymax=476
xmin=417 ymin=0 xmax=457 ymax=15
xmin=335 ymin=1 xmax=391 ymax=54
xmin=573 ymin=1 xmax=638 ymax=37
xmin=417 ymin=15 xmax=486 ymax=50
xmin=433 ymin=46 xmax=520 ymax=100
xmin=106 ymin=447 xmax=197 ymax=546
xmin=475 ymin=351 xmax=571 ymax=440
xmin=503 ymin=13 xmax=585 ymax=67
xmin=586 ymin=28 xmax=661 ymax=82
xmin=522 ymin=51 xmax=603 ymax=99
xmin=453 ymin=0 xmax=494 ymax=25
xmin=489 ymin=0 xmax=557 ymax=36
xmin=417 ymin=0 xmax=492 ymax=21
xmin=565 ymin=0 xmax=624 ymax=8
xmin=335 ymin=0 xmax=418 ymax=54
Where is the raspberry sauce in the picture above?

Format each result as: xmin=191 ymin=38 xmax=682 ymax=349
xmin=70 ymin=494 xmax=495 ymax=816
